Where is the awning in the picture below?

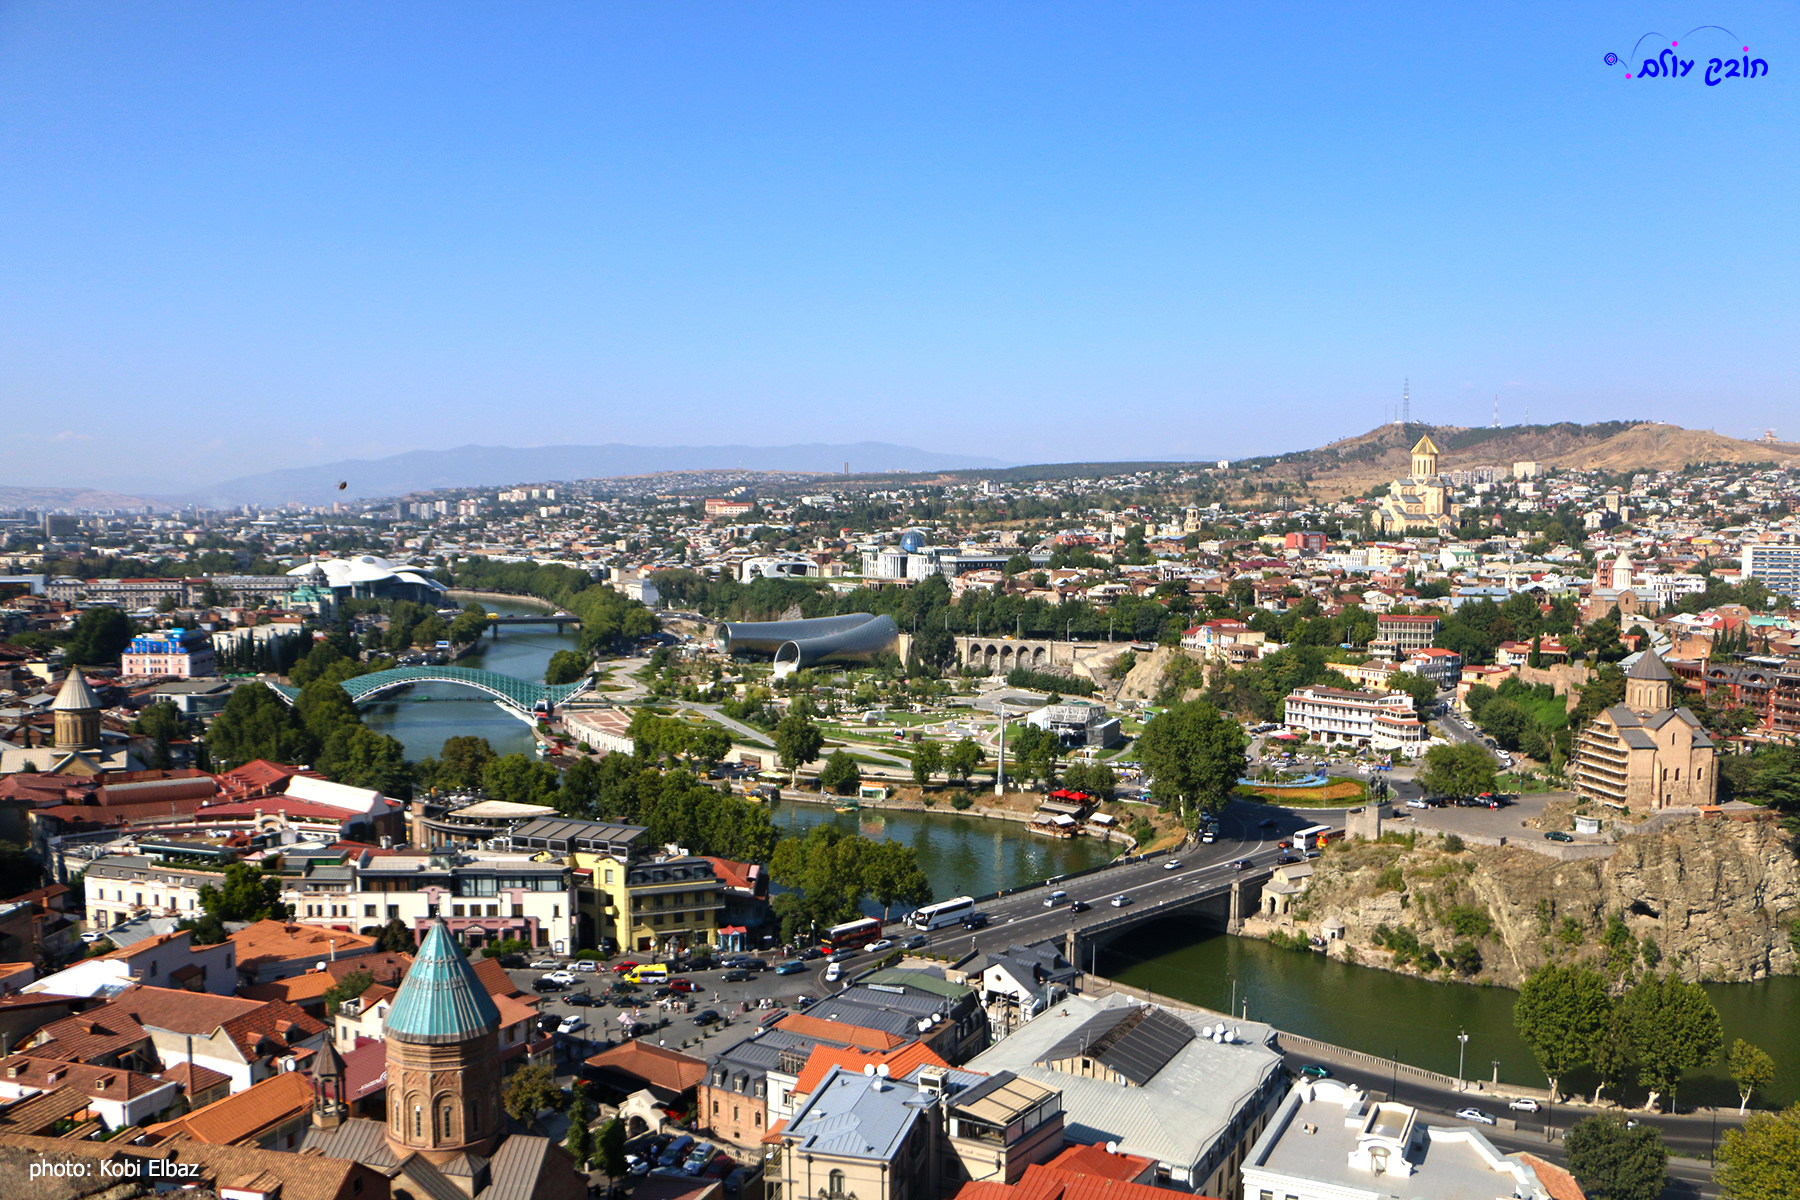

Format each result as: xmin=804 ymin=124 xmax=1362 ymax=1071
xmin=719 ymin=926 xmax=747 ymax=935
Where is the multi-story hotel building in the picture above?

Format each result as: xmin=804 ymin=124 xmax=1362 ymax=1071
xmin=1283 ymin=686 xmax=1426 ymax=754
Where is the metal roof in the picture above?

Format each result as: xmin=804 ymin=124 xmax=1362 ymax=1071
xmin=382 ymin=918 xmax=501 ymax=1045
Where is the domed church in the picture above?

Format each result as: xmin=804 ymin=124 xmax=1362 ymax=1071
xmin=1372 ymin=433 xmax=1462 ymax=536
xmin=301 ymin=918 xmax=586 ymax=1200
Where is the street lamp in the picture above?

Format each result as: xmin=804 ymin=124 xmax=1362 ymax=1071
xmin=1456 ymin=1029 xmax=1469 ymax=1092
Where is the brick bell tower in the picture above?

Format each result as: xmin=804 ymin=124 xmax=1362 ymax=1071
xmin=381 ymin=917 xmax=504 ymax=1165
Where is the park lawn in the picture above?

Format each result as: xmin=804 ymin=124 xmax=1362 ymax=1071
xmin=1234 ymin=779 xmax=1369 ymax=807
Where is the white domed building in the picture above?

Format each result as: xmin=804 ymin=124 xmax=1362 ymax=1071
xmin=286 ymin=555 xmax=448 ymax=606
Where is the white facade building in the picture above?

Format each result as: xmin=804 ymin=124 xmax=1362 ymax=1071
xmin=1283 ymin=687 xmax=1425 ymax=754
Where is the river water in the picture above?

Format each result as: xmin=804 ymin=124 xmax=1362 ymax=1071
xmin=362 ymin=606 xmax=1798 ymax=1108
xmin=1096 ymin=918 xmax=1800 ymax=1110
xmin=361 ymin=595 xmax=565 ymax=763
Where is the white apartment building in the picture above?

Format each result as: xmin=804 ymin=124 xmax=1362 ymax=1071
xmin=1283 ymin=686 xmax=1426 ymax=754
xmin=1742 ymin=542 xmax=1800 ymax=599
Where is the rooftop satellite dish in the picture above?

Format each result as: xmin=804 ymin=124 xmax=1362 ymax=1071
xmin=315 ymin=961 xmax=326 ymax=972
xmin=876 ymin=1064 xmax=890 ymax=1078
xmin=1105 ymin=1142 xmax=1118 ymax=1155
xmin=863 ymin=1064 xmax=876 ymax=1076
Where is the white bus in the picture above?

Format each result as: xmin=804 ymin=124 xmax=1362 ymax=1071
xmin=1291 ymin=824 xmax=1338 ymax=851
xmin=908 ymin=896 xmax=976 ymax=930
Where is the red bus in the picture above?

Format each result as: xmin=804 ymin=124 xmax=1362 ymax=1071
xmin=820 ymin=917 xmax=882 ymax=953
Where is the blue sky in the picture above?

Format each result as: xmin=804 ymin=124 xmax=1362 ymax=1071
xmin=1 ymin=2 xmax=1794 ymax=491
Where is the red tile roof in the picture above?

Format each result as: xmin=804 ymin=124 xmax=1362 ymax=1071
xmin=160 ymin=1061 xmax=231 ymax=1096
xmin=144 ymin=1070 xmax=315 ymax=1145
xmin=0 ymin=1053 xmax=170 ymax=1101
xmin=791 ymin=1041 xmax=949 ymax=1101
xmin=952 ymin=1164 xmax=1222 ymax=1200
xmin=109 ymin=985 xmax=326 ymax=1064
xmin=583 ymin=1041 xmax=706 ymax=1093
xmin=768 ymin=1012 xmax=907 ymax=1052
xmin=1520 ymin=1153 xmax=1588 ymax=1200
xmin=1046 ymin=1144 xmax=1155 ymax=1183
xmin=229 ymin=920 xmax=377 ymax=975
xmin=29 ymin=1008 xmax=151 ymax=1063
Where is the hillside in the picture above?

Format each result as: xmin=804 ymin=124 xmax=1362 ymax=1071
xmin=0 ymin=485 xmax=159 ymax=511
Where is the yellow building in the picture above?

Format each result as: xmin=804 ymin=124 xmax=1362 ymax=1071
xmin=1373 ymin=434 xmax=1461 ymax=536
xmin=505 ymin=818 xmax=724 ymax=954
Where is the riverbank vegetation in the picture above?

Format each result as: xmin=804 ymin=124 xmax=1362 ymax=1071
xmin=448 ymin=557 xmax=656 ymax=653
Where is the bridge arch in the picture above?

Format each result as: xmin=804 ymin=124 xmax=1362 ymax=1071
xmin=263 ymin=666 xmax=593 ymax=717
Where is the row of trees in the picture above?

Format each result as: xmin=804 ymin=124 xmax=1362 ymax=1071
xmin=768 ymin=824 xmax=932 ymax=937
xmin=447 ymin=558 xmax=656 ymax=653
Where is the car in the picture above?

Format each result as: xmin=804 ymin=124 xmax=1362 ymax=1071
xmin=1068 ymin=900 xmax=1090 ymax=913
xmin=827 ymin=948 xmax=857 ymax=963
xmin=624 ymin=1154 xmax=651 ymax=1177
xmin=611 ymin=961 xmax=642 ymax=974
xmin=960 ymin=913 xmax=989 ymax=930
xmin=668 ymin=978 xmax=699 ymax=993
xmin=1163 ymin=859 xmax=1181 ymax=870
xmin=565 ymin=992 xmax=598 ymax=1007
xmin=545 ymin=970 xmax=577 ymax=984
xmin=1276 ymin=854 xmax=1301 ymax=865
xmin=1201 ymin=830 xmax=1216 ymax=843
xmin=797 ymin=946 xmax=825 ymax=961
xmin=1508 ymin=1098 xmax=1541 ymax=1112
xmin=1233 ymin=858 xmax=1255 ymax=870
xmin=721 ymin=970 xmax=751 ymax=983
xmin=735 ymin=957 xmax=769 ymax=972
xmin=682 ymin=1143 xmax=718 ymax=1175
xmin=499 ymin=953 xmax=529 ymax=969
xmin=904 ymin=934 xmax=929 ymax=949
xmin=79 ymin=931 xmax=107 ymax=943
xmin=657 ymin=1135 xmax=696 ymax=1168
xmin=532 ymin=976 xmax=568 ymax=992
xmin=1044 ymin=889 xmax=1068 ymax=907
xmin=825 ymin=962 xmax=842 ymax=983
xmin=557 ymin=1015 xmax=586 ymax=1035
xmin=1110 ymin=894 xmax=1131 ymax=907
xmin=1544 ymin=830 xmax=1574 ymax=843
xmin=863 ymin=939 xmax=893 ymax=953
xmin=1299 ymin=1064 xmax=1332 ymax=1079
xmin=530 ymin=958 xmax=560 ymax=969
xmin=775 ymin=960 xmax=807 ymax=975
xmin=1406 ymin=798 xmax=1429 ymax=809
xmin=535 ymin=1014 xmax=561 ymax=1033
xmin=694 ymin=1009 xmax=722 ymax=1025
xmin=573 ymin=960 xmax=598 ymax=972
xmin=1455 ymin=1107 xmax=1496 ymax=1125
xmin=1260 ymin=818 xmax=1278 ymax=829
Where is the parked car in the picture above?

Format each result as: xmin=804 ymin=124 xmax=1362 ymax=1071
xmin=668 ymin=978 xmax=699 ymax=993
xmin=530 ymin=958 xmax=560 ymax=969
xmin=1110 ymin=895 xmax=1131 ymax=907
xmin=557 ymin=1014 xmax=586 ymax=1035
xmin=721 ymin=970 xmax=751 ymax=983
xmin=682 ymin=1143 xmax=717 ymax=1175
xmin=775 ymin=960 xmax=807 ymax=975
xmin=1163 ymin=859 xmax=1181 ymax=870
xmin=1299 ymin=1064 xmax=1332 ymax=1079
xmin=693 ymin=1009 xmax=722 ymax=1026
xmin=532 ymin=977 xmax=568 ymax=992
xmin=863 ymin=939 xmax=893 ymax=953
xmin=1406 ymin=798 xmax=1429 ymax=809
xmin=657 ymin=1135 xmax=695 ymax=1168
xmin=545 ymin=970 xmax=577 ymax=984
xmin=624 ymin=1154 xmax=651 ymax=1177
xmin=825 ymin=962 xmax=841 ymax=983
xmin=573 ymin=960 xmax=598 ymax=972
xmin=1544 ymin=830 xmax=1574 ymax=843
xmin=499 ymin=954 xmax=529 ymax=969
xmin=1455 ymin=1107 xmax=1496 ymax=1125
xmin=1508 ymin=1098 xmax=1541 ymax=1112
xmin=1201 ymin=830 xmax=1216 ymax=843
xmin=565 ymin=992 xmax=598 ymax=1007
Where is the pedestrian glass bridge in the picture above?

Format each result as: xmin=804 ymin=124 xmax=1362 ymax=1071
xmin=263 ymin=666 xmax=594 ymax=717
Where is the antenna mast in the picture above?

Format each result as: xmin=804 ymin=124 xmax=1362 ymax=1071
xmin=1493 ymin=394 xmax=1499 ymax=428
xmin=1402 ymin=379 xmax=1410 ymax=425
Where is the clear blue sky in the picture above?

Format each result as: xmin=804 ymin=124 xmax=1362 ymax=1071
xmin=2 ymin=2 xmax=1794 ymax=491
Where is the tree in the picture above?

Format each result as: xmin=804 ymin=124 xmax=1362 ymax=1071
xmin=132 ymin=700 xmax=185 ymax=769
xmin=0 ymin=842 xmax=45 ymax=899
xmin=595 ymin=1116 xmax=628 ymax=1179
xmin=1716 ymin=1104 xmax=1800 ymax=1200
xmin=63 ymin=606 xmax=134 ymax=664
xmin=768 ymin=825 xmax=873 ymax=934
xmin=482 ymin=753 xmax=562 ymax=807
xmin=1513 ymin=965 xmax=1611 ymax=1102
xmin=323 ymin=969 xmax=373 ymax=1017
xmin=819 ymin=750 xmax=862 ymax=796
xmin=502 ymin=1061 xmax=560 ymax=1122
xmin=1419 ymin=742 xmax=1498 ymax=798
xmin=544 ymin=649 xmax=589 ymax=686
xmin=1619 ymin=973 xmax=1722 ymax=1111
xmin=203 ymin=683 xmax=317 ymax=769
xmin=1137 ymin=700 xmax=1247 ymax=825
xmin=1564 ymin=1114 xmax=1668 ymax=1200
xmin=911 ymin=740 xmax=944 ymax=789
xmin=378 ymin=917 xmax=417 ymax=953
xmin=1729 ymin=1039 xmax=1776 ymax=1116
xmin=564 ymin=1082 xmax=592 ymax=1169
xmin=862 ymin=840 xmax=932 ymax=920
xmin=437 ymin=735 xmax=497 ymax=791
xmin=774 ymin=714 xmax=824 ymax=785
xmin=1390 ymin=670 xmax=1438 ymax=715
xmin=687 ymin=726 xmax=732 ymax=770
xmin=199 ymin=863 xmax=287 ymax=924
xmin=946 ymin=737 xmax=984 ymax=784
xmin=1589 ymin=1006 xmax=1634 ymax=1107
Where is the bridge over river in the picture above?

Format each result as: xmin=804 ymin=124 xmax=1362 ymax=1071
xmin=264 ymin=665 xmax=596 ymax=719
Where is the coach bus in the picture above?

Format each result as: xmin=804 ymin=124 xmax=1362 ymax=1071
xmin=1291 ymin=823 xmax=1339 ymax=851
xmin=820 ymin=916 xmax=883 ymax=953
xmin=907 ymin=896 xmax=976 ymax=930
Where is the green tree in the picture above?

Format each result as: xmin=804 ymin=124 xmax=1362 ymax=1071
xmin=774 ymin=714 xmax=825 ymax=785
xmin=1620 ymin=973 xmax=1723 ymax=1111
xmin=1589 ymin=1006 xmax=1634 ymax=1107
xmin=63 ymin=607 xmax=134 ymax=664
xmin=1564 ymin=1114 xmax=1668 ymax=1200
xmin=1513 ymin=964 xmax=1611 ymax=1102
xmin=1716 ymin=1104 xmax=1800 ymax=1200
xmin=378 ymin=917 xmax=417 ymax=953
xmin=862 ymin=840 xmax=932 ymax=920
xmin=1729 ymin=1039 xmax=1776 ymax=1116
xmin=911 ymin=740 xmax=944 ymax=789
xmin=482 ymin=753 xmax=562 ymax=806
xmin=322 ymin=968 xmax=373 ymax=1017
xmin=946 ymin=737 xmax=984 ymax=784
xmin=317 ymin=724 xmax=411 ymax=797
xmin=1136 ymin=700 xmax=1247 ymax=825
xmin=1389 ymin=670 xmax=1439 ymax=714
xmin=543 ymin=649 xmax=590 ymax=686
xmin=203 ymin=684 xmax=317 ymax=769
xmin=595 ymin=1116 xmax=628 ymax=1178
xmin=502 ymin=1061 xmax=560 ymax=1122
xmin=437 ymin=735 xmax=498 ymax=791
xmin=564 ymin=1082 xmax=592 ymax=1169
xmin=199 ymin=863 xmax=288 ymax=923
xmin=132 ymin=700 xmax=185 ymax=769
xmin=769 ymin=825 xmax=872 ymax=935
xmin=1419 ymin=741 xmax=1498 ymax=797
xmin=819 ymin=749 xmax=862 ymax=796
xmin=687 ymin=726 xmax=732 ymax=770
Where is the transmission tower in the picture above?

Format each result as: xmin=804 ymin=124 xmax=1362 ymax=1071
xmin=1402 ymin=379 xmax=1410 ymax=425
xmin=1493 ymin=394 xmax=1499 ymax=428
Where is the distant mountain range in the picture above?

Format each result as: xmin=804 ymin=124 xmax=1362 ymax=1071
xmin=171 ymin=442 xmax=1013 ymax=507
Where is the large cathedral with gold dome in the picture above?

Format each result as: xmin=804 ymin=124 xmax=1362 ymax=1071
xmin=1372 ymin=433 xmax=1461 ymax=536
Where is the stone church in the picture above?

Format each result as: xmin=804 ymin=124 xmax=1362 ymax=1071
xmin=1571 ymin=652 xmax=1717 ymax=812
xmin=1372 ymin=434 xmax=1461 ymax=536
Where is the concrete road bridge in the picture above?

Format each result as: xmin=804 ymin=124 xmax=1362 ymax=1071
xmin=264 ymin=666 xmax=596 ymax=718
xmin=482 ymin=613 xmax=582 ymax=634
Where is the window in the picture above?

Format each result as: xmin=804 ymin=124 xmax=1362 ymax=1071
xmin=388 ymin=905 xmax=399 ymax=919
xmin=734 ymin=1106 xmax=740 ymax=1122
xmin=828 ymin=1171 xmax=845 ymax=1195
xmin=553 ymin=905 xmax=560 ymax=918
xmin=512 ymin=905 xmax=523 ymax=918
xmin=486 ymin=905 xmax=498 ymax=918
xmin=443 ymin=1104 xmax=453 ymax=1139
xmin=713 ymin=1100 xmax=719 ymax=1114
xmin=365 ymin=905 xmax=377 ymax=917
xmin=453 ymin=905 xmax=465 ymax=917
xmin=414 ymin=1106 xmax=422 ymax=1137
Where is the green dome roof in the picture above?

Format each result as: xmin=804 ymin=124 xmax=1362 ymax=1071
xmin=382 ymin=919 xmax=501 ymax=1045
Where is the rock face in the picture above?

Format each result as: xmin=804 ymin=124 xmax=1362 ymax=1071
xmin=1115 ymin=645 xmax=1210 ymax=702
xmin=1288 ymin=818 xmax=1800 ymax=986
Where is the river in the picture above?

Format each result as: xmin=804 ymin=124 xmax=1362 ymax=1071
xmin=361 ymin=594 xmax=569 ymax=763
xmin=1097 ymin=918 xmax=1800 ymax=1110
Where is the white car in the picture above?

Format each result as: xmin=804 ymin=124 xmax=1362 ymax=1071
xmin=624 ymin=1154 xmax=651 ymax=1177
xmin=863 ymin=939 xmax=893 ymax=953
xmin=530 ymin=958 xmax=560 ymax=969
xmin=825 ymin=962 xmax=842 ymax=983
xmin=1164 ymin=859 xmax=1182 ymax=870
xmin=1110 ymin=895 xmax=1131 ymax=907
xmin=1406 ymin=798 xmax=1429 ymax=809
xmin=573 ymin=960 xmax=599 ymax=972
xmin=1455 ymin=1107 xmax=1496 ymax=1125
xmin=1508 ymin=1098 xmax=1541 ymax=1113
xmin=80 ymin=931 xmax=108 ymax=943
xmin=556 ymin=1015 xmax=586 ymax=1035
xmin=544 ymin=971 xmax=577 ymax=985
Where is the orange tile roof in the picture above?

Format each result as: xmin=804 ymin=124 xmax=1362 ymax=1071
xmin=229 ymin=920 xmax=377 ymax=974
xmin=1046 ymin=1144 xmax=1155 ymax=1183
xmin=0 ymin=1053 xmax=170 ymax=1101
xmin=583 ymin=1041 xmax=706 ymax=1093
xmin=160 ymin=1061 xmax=231 ymax=1095
xmin=328 ymin=951 xmax=411 ymax=987
xmin=145 ymin=1070 xmax=314 ymax=1145
xmin=110 ymin=985 xmax=326 ymax=1063
xmin=0 ymin=1084 xmax=94 ymax=1133
xmin=1520 ymin=1153 xmax=1588 ymax=1200
xmin=471 ymin=954 xmax=527 ymax=999
xmin=29 ymin=1009 xmax=151 ymax=1063
xmin=952 ymin=1164 xmax=1222 ymax=1200
xmin=791 ymin=1041 xmax=949 ymax=1100
xmin=241 ymin=969 xmax=337 ymax=1005
xmin=772 ymin=1012 xmax=907 ymax=1052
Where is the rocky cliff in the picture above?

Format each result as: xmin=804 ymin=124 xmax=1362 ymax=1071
xmin=1276 ymin=817 xmax=1800 ymax=986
